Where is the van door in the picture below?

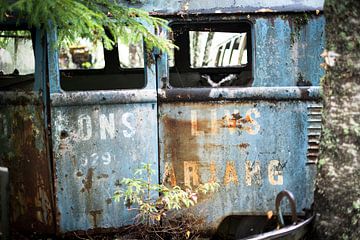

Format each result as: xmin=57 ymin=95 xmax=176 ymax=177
xmin=157 ymin=20 xmax=321 ymax=231
xmin=0 ymin=27 xmax=54 ymax=234
xmin=48 ymin=29 xmax=159 ymax=232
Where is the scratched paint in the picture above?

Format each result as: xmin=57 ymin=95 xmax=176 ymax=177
xmin=159 ymin=101 xmax=318 ymax=229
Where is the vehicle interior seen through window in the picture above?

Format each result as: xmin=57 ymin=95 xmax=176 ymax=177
xmin=168 ymin=21 xmax=252 ymax=88
xmin=0 ymin=29 xmax=35 ymax=91
xmin=0 ymin=21 xmax=252 ymax=91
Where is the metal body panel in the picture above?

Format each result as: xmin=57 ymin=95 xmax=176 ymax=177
xmin=159 ymin=99 xmax=318 ymax=229
xmin=51 ymin=101 xmax=158 ymax=232
xmin=0 ymin=93 xmax=54 ymax=234
xmin=254 ymin=16 xmax=325 ymax=87
xmin=123 ymin=0 xmax=324 ymax=14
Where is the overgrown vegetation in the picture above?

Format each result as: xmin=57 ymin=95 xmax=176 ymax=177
xmin=114 ymin=163 xmax=220 ymax=240
xmin=0 ymin=0 xmax=175 ymax=53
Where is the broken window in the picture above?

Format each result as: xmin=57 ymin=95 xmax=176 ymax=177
xmin=169 ymin=22 xmax=252 ymax=88
xmin=0 ymin=30 xmax=35 ymax=90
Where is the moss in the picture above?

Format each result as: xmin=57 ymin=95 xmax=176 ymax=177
xmin=313 ymin=0 xmax=360 ymax=239
xmin=288 ymin=13 xmax=310 ymax=46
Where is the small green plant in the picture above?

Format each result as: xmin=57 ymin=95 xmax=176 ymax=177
xmin=114 ymin=163 xmax=220 ymax=239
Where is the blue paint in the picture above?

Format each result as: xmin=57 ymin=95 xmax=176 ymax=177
xmin=159 ymin=100 xmax=318 ymax=228
xmin=52 ymin=103 xmax=158 ymax=231
xmin=254 ymin=16 xmax=325 ymax=87
xmin=0 ymin=2 xmax=325 ymax=235
xmin=121 ymin=0 xmax=324 ymax=14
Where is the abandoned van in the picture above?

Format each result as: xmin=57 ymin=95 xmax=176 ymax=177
xmin=0 ymin=0 xmax=324 ymax=239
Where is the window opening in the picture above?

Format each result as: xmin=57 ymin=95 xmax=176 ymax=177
xmin=59 ymin=36 xmax=146 ymax=91
xmin=169 ymin=22 xmax=252 ymax=88
xmin=0 ymin=30 xmax=35 ymax=90
xmin=59 ymin=38 xmax=105 ymax=70
xmin=118 ymin=39 xmax=144 ymax=68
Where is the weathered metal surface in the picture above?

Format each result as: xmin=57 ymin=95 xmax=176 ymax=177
xmin=254 ymin=15 xmax=325 ymax=87
xmin=306 ymin=104 xmax=322 ymax=164
xmin=241 ymin=215 xmax=314 ymax=240
xmin=51 ymin=100 xmax=158 ymax=232
xmin=154 ymin=11 xmax=324 ymax=234
xmin=0 ymin=167 xmax=9 ymax=240
xmin=51 ymin=90 xmax=157 ymax=106
xmin=158 ymin=87 xmax=320 ymax=102
xmin=0 ymin=93 xmax=54 ymax=234
xmin=123 ymin=0 xmax=324 ymax=14
xmin=49 ymin=22 xmax=159 ymax=231
xmin=159 ymin=100 xmax=318 ymax=229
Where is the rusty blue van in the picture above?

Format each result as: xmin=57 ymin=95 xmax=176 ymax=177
xmin=0 ymin=0 xmax=324 ymax=238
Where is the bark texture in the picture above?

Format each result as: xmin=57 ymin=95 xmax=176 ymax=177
xmin=314 ymin=0 xmax=360 ymax=239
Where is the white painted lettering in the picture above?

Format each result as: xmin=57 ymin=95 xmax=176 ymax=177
xmin=245 ymin=160 xmax=262 ymax=186
xmin=184 ymin=161 xmax=200 ymax=187
xmin=191 ymin=110 xmax=204 ymax=136
xmin=224 ymin=161 xmax=239 ymax=185
xmin=78 ymin=114 xmax=92 ymax=141
xmin=210 ymin=109 xmax=218 ymax=135
xmin=245 ymin=108 xmax=260 ymax=135
xmin=122 ymin=112 xmax=135 ymax=138
xmin=90 ymin=153 xmax=99 ymax=166
xmin=99 ymin=113 xmax=115 ymax=140
xmin=268 ymin=160 xmax=284 ymax=185
xmin=102 ymin=152 xmax=112 ymax=165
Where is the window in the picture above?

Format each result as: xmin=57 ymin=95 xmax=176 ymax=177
xmin=169 ymin=22 xmax=252 ymax=88
xmin=0 ymin=30 xmax=35 ymax=90
xmin=59 ymin=36 xmax=146 ymax=91
xmin=118 ymin=39 xmax=144 ymax=68
xmin=189 ymin=31 xmax=247 ymax=68
xmin=59 ymin=38 xmax=105 ymax=69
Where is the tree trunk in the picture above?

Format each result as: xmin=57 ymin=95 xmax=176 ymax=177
xmin=314 ymin=0 xmax=360 ymax=239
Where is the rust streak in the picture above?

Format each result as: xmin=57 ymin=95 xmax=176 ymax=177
xmin=82 ymin=168 xmax=94 ymax=193
xmin=89 ymin=209 xmax=103 ymax=228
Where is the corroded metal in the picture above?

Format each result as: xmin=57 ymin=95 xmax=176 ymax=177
xmin=159 ymin=100 xmax=318 ymax=230
xmin=306 ymin=104 xmax=322 ymax=164
xmin=0 ymin=93 xmax=54 ymax=234
xmin=158 ymin=87 xmax=321 ymax=102
xmin=51 ymin=100 xmax=159 ymax=232
xmin=122 ymin=0 xmax=324 ymax=15
xmin=275 ymin=190 xmax=298 ymax=226
xmin=0 ymin=167 xmax=9 ymax=239
xmin=240 ymin=215 xmax=314 ymax=240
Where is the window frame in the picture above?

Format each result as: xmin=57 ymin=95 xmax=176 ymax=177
xmin=168 ymin=20 xmax=253 ymax=86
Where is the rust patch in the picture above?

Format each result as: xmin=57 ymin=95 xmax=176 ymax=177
xmin=161 ymin=116 xmax=201 ymax=188
xmin=209 ymin=161 xmax=217 ymax=183
xmin=76 ymin=171 xmax=83 ymax=177
xmin=163 ymin=162 xmax=177 ymax=187
xmin=223 ymin=161 xmax=239 ymax=186
xmin=89 ymin=209 xmax=103 ymax=228
xmin=0 ymin=103 xmax=54 ymax=234
xmin=82 ymin=168 xmax=94 ymax=193
xmin=238 ymin=143 xmax=250 ymax=149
